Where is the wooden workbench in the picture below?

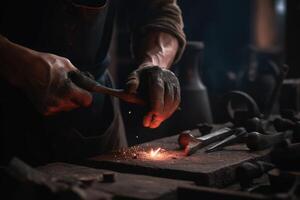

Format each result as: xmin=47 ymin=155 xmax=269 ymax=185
xmin=38 ymin=162 xmax=271 ymax=200
xmin=86 ymin=131 xmax=271 ymax=187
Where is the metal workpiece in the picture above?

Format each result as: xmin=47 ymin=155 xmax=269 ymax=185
xmin=178 ymin=127 xmax=233 ymax=156
xmin=224 ymin=91 xmax=262 ymax=126
xmin=206 ymin=128 xmax=293 ymax=152
xmin=244 ymin=117 xmax=266 ymax=134
xmin=206 ymin=128 xmax=247 ymax=153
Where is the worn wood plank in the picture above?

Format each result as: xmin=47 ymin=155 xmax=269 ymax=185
xmin=86 ymin=131 xmax=270 ymax=187
xmin=38 ymin=162 xmax=195 ymax=200
xmin=177 ymin=185 xmax=271 ymax=200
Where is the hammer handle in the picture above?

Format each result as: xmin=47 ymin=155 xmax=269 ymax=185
xmin=68 ymin=71 xmax=146 ymax=106
xmin=246 ymin=131 xmax=292 ymax=151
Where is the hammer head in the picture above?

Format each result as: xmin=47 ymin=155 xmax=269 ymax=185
xmin=178 ymin=130 xmax=200 ymax=149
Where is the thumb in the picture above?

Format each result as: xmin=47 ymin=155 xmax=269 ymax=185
xmin=68 ymin=82 xmax=93 ymax=107
xmin=126 ymin=72 xmax=140 ymax=94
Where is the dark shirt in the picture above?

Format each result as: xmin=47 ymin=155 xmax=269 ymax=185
xmin=0 ymin=0 xmax=185 ymax=71
xmin=0 ymin=0 xmax=186 ymax=165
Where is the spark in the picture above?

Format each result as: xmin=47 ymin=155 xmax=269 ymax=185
xmin=150 ymin=148 xmax=161 ymax=158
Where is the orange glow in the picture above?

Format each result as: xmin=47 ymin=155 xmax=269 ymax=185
xmin=111 ymin=145 xmax=185 ymax=161
xmin=150 ymin=148 xmax=161 ymax=158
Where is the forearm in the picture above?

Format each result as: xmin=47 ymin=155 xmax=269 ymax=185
xmin=136 ymin=31 xmax=179 ymax=69
xmin=0 ymin=35 xmax=92 ymax=114
xmin=0 ymin=35 xmax=36 ymax=88
xmin=129 ymin=0 xmax=186 ymax=68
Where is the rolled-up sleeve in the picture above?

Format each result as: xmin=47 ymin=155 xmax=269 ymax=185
xmin=129 ymin=0 xmax=186 ymax=63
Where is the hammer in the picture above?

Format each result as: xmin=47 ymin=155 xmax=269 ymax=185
xmin=68 ymin=71 xmax=145 ymax=106
xmin=178 ymin=127 xmax=233 ymax=156
xmin=206 ymin=130 xmax=293 ymax=152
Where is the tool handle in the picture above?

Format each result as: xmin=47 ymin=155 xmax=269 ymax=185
xmin=68 ymin=71 xmax=145 ymax=105
xmin=246 ymin=131 xmax=292 ymax=151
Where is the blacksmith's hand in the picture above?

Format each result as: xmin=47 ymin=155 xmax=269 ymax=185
xmin=126 ymin=66 xmax=180 ymax=128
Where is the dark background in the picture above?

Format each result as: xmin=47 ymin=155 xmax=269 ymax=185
xmin=120 ymin=0 xmax=300 ymax=146
xmin=286 ymin=0 xmax=300 ymax=78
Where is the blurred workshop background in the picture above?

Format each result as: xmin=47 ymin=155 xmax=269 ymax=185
xmin=111 ymin=0 xmax=300 ymax=146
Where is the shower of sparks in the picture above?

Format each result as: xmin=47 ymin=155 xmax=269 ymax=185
xmin=112 ymin=145 xmax=184 ymax=161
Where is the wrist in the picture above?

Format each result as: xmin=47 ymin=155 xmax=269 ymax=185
xmin=136 ymin=32 xmax=179 ymax=70
xmin=138 ymin=57 xmax=169 ymax=70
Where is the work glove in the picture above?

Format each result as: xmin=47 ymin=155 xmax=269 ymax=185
xmin=126 ymin=66 xmax=180 ymax=128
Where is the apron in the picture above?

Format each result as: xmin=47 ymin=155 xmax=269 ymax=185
xmin=0 ymin=0 xmax=127 ymax=165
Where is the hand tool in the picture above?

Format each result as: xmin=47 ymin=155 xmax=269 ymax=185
xmin=223 ymin=91 xmax=262 ymax=126
xmin=196 ymin=123 xmax=213 ymax=135
xmin=244 ymin=117 xmax=265 ymax=134
xmin=68 ymin=71 xmax=146 ymax=106
xmin=205 ymin=128 xmax=247 ymax=153
xmin=206 ymin=129 xmax=293 ymax=152
xmin=177 ymin=127 xmax=233 ymax=156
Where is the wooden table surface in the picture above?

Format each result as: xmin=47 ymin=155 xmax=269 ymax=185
xmin=38 ymin=162 xmax=195 ymax=200
xmin=86 ymin=130 xmax=271 ymax=187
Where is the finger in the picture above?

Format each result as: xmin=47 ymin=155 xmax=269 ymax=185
xmin=57 ymin=99 xmax=80 ymax=111
xmin=43 ymin=105 xmax=61 ymax=116
xmin=168 ymin=72 xmax=181 ymax=115
xmin=163 ymin=81 xmax=175 ymax=116
xmin=143 ymin=113 xmax=153 ymax=128
xmin=171 ymin=84 xmax=181 ymax=112
xmin=125 ymin=72 xmax=139 ymax=94
xmin=126 ymin=79 xmax=139 ymax=94
xmin=148 ymin=74 xmax=165 ymax=114
xmin=40 ymin=97 xmax=59 ymax=116
xmin=174 ymin=84 xmax=181 ymax=105
xmin=42 ymin=98 xmax=79 ymax=116
xmin=61 ymin=58 xmax=78 ymax=72
xmin=143 ymin=76 xmax=164 ymax=127
xmin=149 ymin=115 xmax=164 ymax=129
xmin=68 ymin=82 xmax=93 ymax=107
xmin=157 ymin=85 xmax=173 ymax=121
